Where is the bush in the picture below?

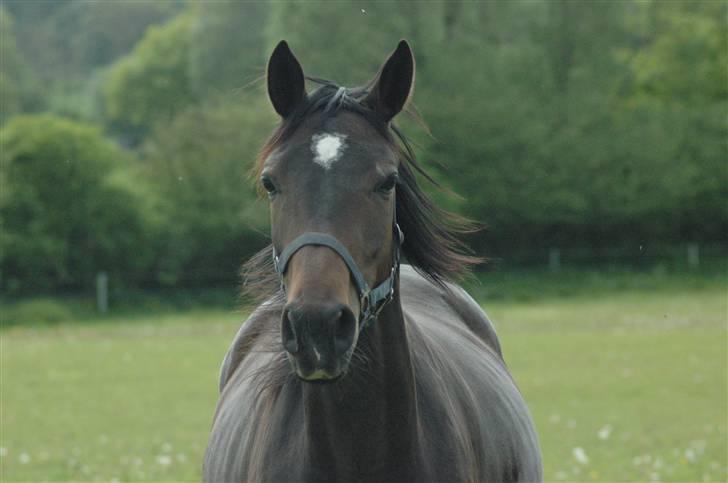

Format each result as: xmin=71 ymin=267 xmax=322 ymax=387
xmin=1 ymin=298 xmax=75 ymax=325
xmin=0 ymin=115 xmax=156 ymax=293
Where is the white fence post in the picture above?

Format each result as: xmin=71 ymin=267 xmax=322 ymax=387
xmin=687 ymin=243 xmax=700 ymax=269
xmin=549 ymin=248 xmax=561 ymax=272
xmin=96 ymin=271 xmax=109 ymax=313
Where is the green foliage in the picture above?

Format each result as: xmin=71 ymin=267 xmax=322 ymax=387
xmin=139 ymin=93 xmax=275 ymax=285
xmin=0 ymin=115 xmax=155 ymax=292
xmin=1 ymin=1 xmax=725 ymax=291
xmin=188 ymin=1 xmax=269 ymax=96
xmin=103 ymin=13 xmax=197 ymax=140
xmin=59 ymin=1 xmax=181 ymax=70
xmin=0 ymin=7 xmax=42 ymax=122
xmin=3 ymin=1 xmax=181 ymax=122
xmin=266 ymin=1 xmax=414 ymax=85
xmin=410 ymin=0 xmax=726 ymax=253
xmin=9 ymin=0 xmax=180 ymax=78
xmin=628 ymin=0 xmax=727 ymax=104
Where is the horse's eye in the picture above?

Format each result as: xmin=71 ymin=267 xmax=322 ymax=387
xmin=260 ymin=175 xmax=277 ymax=197
xmin=376 ymin=173 xmax=399 ymax=194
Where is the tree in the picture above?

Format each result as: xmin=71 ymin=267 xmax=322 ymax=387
xmin=0 ymin=115 xmax=156 ymax=292
xmin=103 ymin=12 xmax=196 ymax=143
xmin=0 ymin=7 xmax=42 ymax=122
xmin=414 ymin=0 xmax=727 ymax=255
xmin=188 ymin=1 xmax=269 ymax=97
xmin=139 ymin=93 xmax=275 ymax=285
xmin=5 ymin=0 xmax=180 ymax=77
xmin=266 ymin=1 xmax=413 ymax=85
xmin=622 ymin=0 xmax=728 ymax=242
xmin=629 ymin=0 xmax=727 ymax=105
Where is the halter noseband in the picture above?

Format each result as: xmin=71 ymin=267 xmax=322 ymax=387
xmin=272 ymin=223 xmax=403 ymax=331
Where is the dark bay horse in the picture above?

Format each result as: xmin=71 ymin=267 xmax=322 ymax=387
xmin=204 ymin=40 xmax=542 ymax=482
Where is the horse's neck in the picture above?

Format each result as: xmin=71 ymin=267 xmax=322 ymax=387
xmin=300 ymin=286 xmax=420 ymax=473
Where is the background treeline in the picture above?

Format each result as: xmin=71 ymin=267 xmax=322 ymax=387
xmin=1 ymin=0 xmax=725 ymax=294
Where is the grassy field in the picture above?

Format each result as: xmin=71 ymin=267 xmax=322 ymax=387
xmin=1 ymin=273 xmax=726 ymax=481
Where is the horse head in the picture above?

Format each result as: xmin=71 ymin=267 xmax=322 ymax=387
xmin=261 ymin=40 xmax=414 ymax=381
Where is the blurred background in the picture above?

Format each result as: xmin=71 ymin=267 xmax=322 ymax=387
xmin=0 ymin=1 xmax=725 ymax=482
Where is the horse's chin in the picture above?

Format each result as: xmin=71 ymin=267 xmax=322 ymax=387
xmin=298 ymin=372 xmax=345 ymax=385
xmin=285 ymin=345 xmax=354 ymax=384
xmin=289 ymin=361 xmax=350 ymax=384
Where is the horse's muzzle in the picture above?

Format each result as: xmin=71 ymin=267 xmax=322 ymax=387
xmin=281 ymin=301 xmax=358 ymax=381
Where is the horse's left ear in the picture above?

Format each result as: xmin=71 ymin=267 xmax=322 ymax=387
xmin=365 ymin=40 xmax=415 ymax=122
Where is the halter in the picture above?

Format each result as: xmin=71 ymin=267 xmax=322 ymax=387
xmin=272 ymin=222 xmax=403 ymax=331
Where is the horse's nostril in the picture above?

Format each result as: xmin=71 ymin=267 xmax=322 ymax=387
xmin=282 ymin=309 xmax=299 ymax=354
xmin=333 ymin=309 xmax=346 ymax=335
xmin=333 ymin=306 xmax=356 ymax=357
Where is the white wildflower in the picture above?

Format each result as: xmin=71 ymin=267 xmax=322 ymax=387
xmin=597 ymin=424 xmax=612 ymax=440
xmin=685 ymin=448 xmax=696 ymax=462
xmin=573 ymin=447 xmax=589 ymax=465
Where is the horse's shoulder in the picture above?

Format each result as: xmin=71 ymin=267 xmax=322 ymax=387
xmin=218 ymin=294 xmax=284 ymax=392
xmin=399 ymin=265 xmax=502 ymax=356
xmin=400 ymin=268 xmax=541 ymax=481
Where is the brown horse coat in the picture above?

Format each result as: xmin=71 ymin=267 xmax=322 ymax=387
xmin=204 ymin=40 xmax=542 ymax=483
xmin=204 ymin=266 xmax=542 ymax=482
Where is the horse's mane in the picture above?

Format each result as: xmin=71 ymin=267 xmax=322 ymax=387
xmin=242 ymin=77 xmax=480 ymax=302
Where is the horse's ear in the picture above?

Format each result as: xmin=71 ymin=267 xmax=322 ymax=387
xmin=365 ymin=40 xmax=415 ymax=122
xmin=267 ymin=41 xmax=306 ymax=118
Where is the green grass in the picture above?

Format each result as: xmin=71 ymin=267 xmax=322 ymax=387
xmin=490 ymin=287 xmax=727 ymax=482
xmin=1 ymin=280 xmax=726 ymax=481
xmin=0 ymin=311 xmax=239 ymax=482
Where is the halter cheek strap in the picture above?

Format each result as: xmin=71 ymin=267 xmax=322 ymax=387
xmin=272 ymin=223 xmax=403 ymax=330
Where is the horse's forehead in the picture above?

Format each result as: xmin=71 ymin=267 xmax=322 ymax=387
xmin=268 ymin=112 xmax=395 ymax=171
xmin=292 ymin=111 xmax=383 ymax=144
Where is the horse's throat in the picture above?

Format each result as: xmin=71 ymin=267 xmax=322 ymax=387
xmin=300 ymin=291 xmax=420 ymax=471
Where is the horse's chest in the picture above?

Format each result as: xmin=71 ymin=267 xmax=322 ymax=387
xmin=205 ymin=381 xmax=425 ymax=482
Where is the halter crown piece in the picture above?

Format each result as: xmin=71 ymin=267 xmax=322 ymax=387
xmin=272 ymin=222 xmax=404 ymax=331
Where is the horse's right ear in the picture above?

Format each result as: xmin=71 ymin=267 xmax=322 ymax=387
xmin=267 ymin=41 xmax=306 ymax=118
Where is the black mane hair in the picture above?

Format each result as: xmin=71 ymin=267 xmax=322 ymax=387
xmin=242 ymin=78 xmax=480 ymax=302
